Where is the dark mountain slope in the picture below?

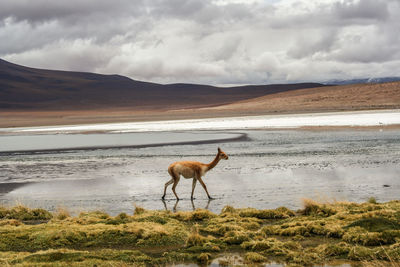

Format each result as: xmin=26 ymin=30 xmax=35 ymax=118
xmin=0 ymin=59 xmax=325 ymax=110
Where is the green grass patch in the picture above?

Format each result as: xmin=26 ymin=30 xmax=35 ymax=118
xmin=1 ymin=201 xmax=400 ymax=266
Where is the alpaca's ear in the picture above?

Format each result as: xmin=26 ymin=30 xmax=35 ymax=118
xmin=218 ymin=147 xmax=221 ymax=152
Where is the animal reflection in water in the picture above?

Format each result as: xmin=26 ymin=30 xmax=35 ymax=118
xmin=162 ymin=148 xmax=229 ymax=200
xmin=162 ymin=199 xmax=213 ymax=212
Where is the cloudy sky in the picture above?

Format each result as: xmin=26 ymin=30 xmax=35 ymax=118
xmin=1 ymin=0 xmax=399 ymax=85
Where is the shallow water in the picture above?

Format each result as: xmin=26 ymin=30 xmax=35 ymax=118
xmin=176 ymin=254 xmax=353 ymax=267
xmin=0 ymin=129 xmax=399 ymax=215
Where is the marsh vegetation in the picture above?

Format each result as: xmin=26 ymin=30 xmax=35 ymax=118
xmin=1 ymin=199 xmax=400 ymax=266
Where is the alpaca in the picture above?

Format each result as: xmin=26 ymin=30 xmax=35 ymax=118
xmin=162 ymin=147 xmax=229 ymax=200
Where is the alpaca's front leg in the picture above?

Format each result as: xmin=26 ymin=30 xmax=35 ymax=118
xmin=191 ymin=178 xmax=197 ymax=200
xmin=197 ymin=176 xmax=213 ymax=199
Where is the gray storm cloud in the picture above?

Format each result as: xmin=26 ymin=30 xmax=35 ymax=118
xmin=1 ymin=0 xmax=399 ymax=85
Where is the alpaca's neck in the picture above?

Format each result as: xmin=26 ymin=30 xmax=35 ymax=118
xmin=206 ymin=153 xmax=220 ymax=171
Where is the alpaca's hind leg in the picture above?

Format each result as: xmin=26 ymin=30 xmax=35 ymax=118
xmin=171 ymin=174 xmax=181 ymax=200
xmin=162 ymin=178 xmax=174 ymax=199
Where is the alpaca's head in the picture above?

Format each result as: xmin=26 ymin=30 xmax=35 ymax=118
xmin=218 ymin=147 xmax=229 ymax=160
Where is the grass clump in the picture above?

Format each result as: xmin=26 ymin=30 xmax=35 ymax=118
xmin=239 ymin=206 xmax=295 ymax=219
xmin=0 ymin=219 xmax=22 ymax=226
xmin=301 ymin=198 xmax=337 ymax=217
xmin=286 ymin=250 xmax=321 ymax=266
xmin=54 ymin=207 xmax=70 ymax=220
xmin=262 ymin=219 xmax=344 ymax=238
xmin=223 ymin=230 xmax=250 ymax=245
xmin=315 ymin=242 xmax=351 ymax=257
xmin=348 ymin=246 xmax=375 ymax=261
xmin=9 ymin=248 xmax=152 ymax=265
xmin=368 ymin=197 xmax=378 ymax=204
xmin=76 ymin=210 xmax=109 ymax=224
xmin=0 ymin=205 xmax=52 ymax=221
xmin=342 ymin=226 xmax=399 ymax=246
xmin=345 ymin=217 xmax=400 ymax=232
xmin=135 ymin=214 xmax=169 ymax=225
xmin=244 ymin=252 xmax=266 ymax=263
xmin=104 ymin=212 xmax=131 ymax=225
xmin=241 ymin=238 xmax=281 ymax=251
xmin=173 ymin=209 xmax=216 ymax=221
xmin=221 ymin=205 xmax=236 ymax=214
xmin=134 ymin=205 xmax=145 ymax=215
xmin=186 ymin=225 xmax=209 ymax=247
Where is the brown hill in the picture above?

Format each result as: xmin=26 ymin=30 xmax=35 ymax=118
xmin=193 ymin=81 xmax=400 ymax=115
xmin=1 ymin=59 xmax=399 ymax=128
xmin=0 ymin=59 xmax=324 ymax=110
xmin=1 ymin=81 xmax=399 ymax=128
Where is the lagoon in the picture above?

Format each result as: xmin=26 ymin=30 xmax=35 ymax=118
xmin=1 ymin=128 xmax=399 ymax=215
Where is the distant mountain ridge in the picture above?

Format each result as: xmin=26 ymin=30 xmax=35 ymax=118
xmin=0 ymin=59 xmax=326 ymax=110
xmin=327 ymin=77 xmax=400 ymax=85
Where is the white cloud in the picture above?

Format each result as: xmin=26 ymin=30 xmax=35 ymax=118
xmin=1 ymin=0 xmax=399 ymax=84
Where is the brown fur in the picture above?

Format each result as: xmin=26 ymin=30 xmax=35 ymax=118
xmin=162 ymin=148 xmax=228 ymax=200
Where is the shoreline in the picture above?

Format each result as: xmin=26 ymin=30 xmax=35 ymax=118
xmin=1 ymin=107 xmax=400 ymax=129
xmin=1 ymin=109 xmax=399 ymax=134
